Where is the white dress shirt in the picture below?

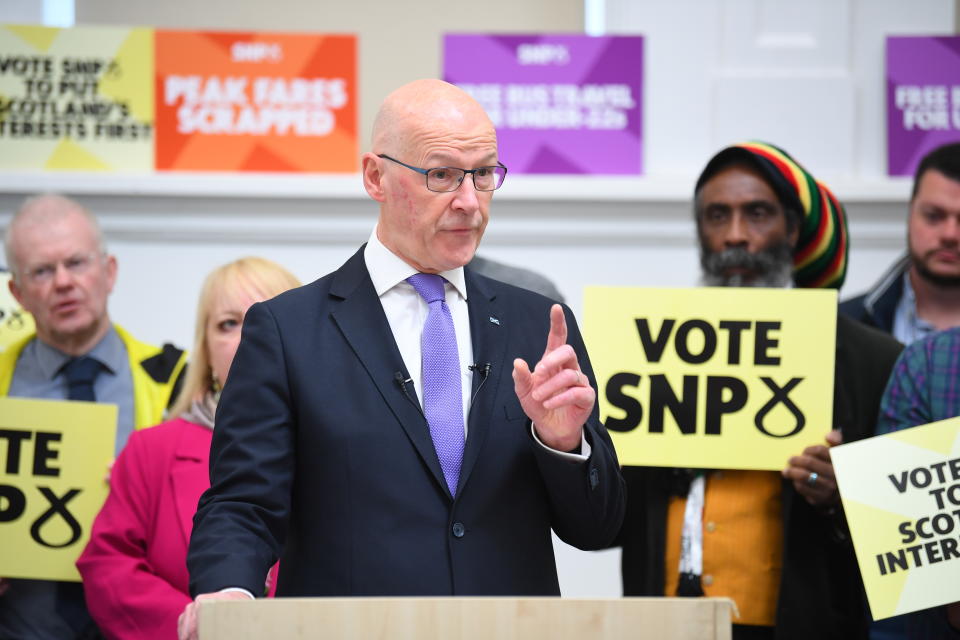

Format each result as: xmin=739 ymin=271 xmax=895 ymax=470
xmin=364 ymin=229 xmax=474 ymax=428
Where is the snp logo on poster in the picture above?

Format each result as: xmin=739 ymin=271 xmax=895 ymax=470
xmin=517 ymin=44 xmax=569 ymax=65
xmin=231 ymin=42 xmax=283 ymax=63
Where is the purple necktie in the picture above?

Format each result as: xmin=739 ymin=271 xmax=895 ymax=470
xmin=407 ymin=273 xmax=465 ymax=496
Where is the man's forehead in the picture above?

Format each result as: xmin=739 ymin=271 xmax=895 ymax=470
xmin=402 ymin=103 xmax=494 ymax=139
xmin=16 ymin=214 xmax=97 ymax=258
xmin=420 ymin=139 xmax=498 ymax=162
xmin=401 ymin=122 xmax=497 ymax=162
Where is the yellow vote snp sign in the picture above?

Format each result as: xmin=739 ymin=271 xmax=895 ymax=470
xmin=584 ymin=287 xmax=837 ymax=470
xmin=0 ymin=396 xmax=116 ymax=581
xmin=0 ymin=271 xmax=35 ymax=352
xmin=832 ymin=417 xmax=960 ymax=621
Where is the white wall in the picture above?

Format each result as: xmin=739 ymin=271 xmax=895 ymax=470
xmin=608 ymin=0 xmax=956 ymax=180
xmin=0 ymin=0 xmax=955 ymax=599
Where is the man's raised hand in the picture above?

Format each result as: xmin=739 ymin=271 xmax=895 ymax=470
xmin=513 ymin=305 xmax=595 ymax=452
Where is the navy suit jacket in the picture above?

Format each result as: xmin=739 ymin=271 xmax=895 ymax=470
xmin=188 ymin=246 xmax=625 ymax=597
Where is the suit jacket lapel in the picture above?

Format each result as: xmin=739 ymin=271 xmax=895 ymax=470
xmin=329 ymin=247 xmax=448 ymax=495
xmin=459 ymin=269 xmax=507 ymax=492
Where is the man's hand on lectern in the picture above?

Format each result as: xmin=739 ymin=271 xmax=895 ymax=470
xmin=178 ymin=591 xmax=252 ymax=640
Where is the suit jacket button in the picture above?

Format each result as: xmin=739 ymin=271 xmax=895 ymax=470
xmin=452 ymin=522 xmax=466 ymax=538
xmin=589 ymin=467 xmax=599 ymax=489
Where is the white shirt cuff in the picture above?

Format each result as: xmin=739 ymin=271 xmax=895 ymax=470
xmin=530 ymin=423 xmax=591 ymax=462
xmin=219 ymin=587 xmax=256 ymax=599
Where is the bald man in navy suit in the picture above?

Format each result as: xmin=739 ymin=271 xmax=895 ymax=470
xmin=178 ymin=79 xmax=625 ymax=639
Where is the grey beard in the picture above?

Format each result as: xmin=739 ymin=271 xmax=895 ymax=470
xmin=699 ymin=242 xmax=795 ymax=288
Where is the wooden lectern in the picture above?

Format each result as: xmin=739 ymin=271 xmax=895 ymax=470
xmin=199 ymin=597 xmax=733 ymax=639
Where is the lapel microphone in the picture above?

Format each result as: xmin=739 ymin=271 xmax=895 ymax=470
xmin=468 ymin=362 xmax=492 ymax=379
xmin=394 ymin=371 xmax=423 ymax=417
xmin=468 ymin=363 xmax=492 ymax=407
xmin=396 ymin=364 xmax=492 ymax=415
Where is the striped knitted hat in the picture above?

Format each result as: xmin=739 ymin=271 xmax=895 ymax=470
xmin=695 ymin=141 xmax=849 ymax=289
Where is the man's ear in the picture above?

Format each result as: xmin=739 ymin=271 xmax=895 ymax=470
xmin=362 ymin=153 xmax=387 ymax=203
xmin=787 ymin=223 xmax=800 ymax=250
xmin=8 ymin=275 xmax=24 ymax=307
xmin=104 ymin=254 xmax=118 ymax=294
xmin=784 ymin=208 xmax=800 ymax=250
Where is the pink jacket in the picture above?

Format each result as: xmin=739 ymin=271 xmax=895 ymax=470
xmin=77 ymin=418 xmax=275 ymax=639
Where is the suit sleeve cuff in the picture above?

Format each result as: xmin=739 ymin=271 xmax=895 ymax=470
xmin=530 ymin=423 xmax=591 ymax=462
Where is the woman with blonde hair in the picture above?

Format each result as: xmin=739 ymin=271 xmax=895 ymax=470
xmin=77 ymin=257 xmax=300 ymax=639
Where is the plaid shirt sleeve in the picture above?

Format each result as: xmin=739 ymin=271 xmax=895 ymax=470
xmin=876 ymin=328 xmax=960 ymax=435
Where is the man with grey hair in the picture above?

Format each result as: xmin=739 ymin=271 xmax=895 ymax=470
xmin=0 ymin=194 xmax=188 ymax=639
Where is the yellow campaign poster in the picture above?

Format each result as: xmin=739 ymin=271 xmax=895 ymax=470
xmin=584 ymin=287 xmax=836 ymax=470
xmin=0 ymin=271 xmax=35 ymax=352
xmin=832 ymin=417 xmax=960 ymax=620
xmin=0 ymin=23 xmax=153 ymax=171
xmin=0 ymin=396 xmax=116 ymax=581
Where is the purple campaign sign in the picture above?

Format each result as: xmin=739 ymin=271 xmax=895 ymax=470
xmin=887 ymin=36 xmax=960 ymax=176
xmin=444 ymin=34 xmax=643 ymax=175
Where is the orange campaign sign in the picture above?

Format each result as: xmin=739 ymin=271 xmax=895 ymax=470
xmin=154 ymin=30 xmax=357 ymax=172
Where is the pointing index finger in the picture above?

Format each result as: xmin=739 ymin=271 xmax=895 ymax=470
xmin=544 ymin=304 xmax=568 ymax=356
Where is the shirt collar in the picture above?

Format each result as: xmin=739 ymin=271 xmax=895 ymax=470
xmin=900 ymin=271 xmax=936 ymax=329
xmin=35 ymin=324 xmax=123 ymax=380
xmin=364 ymin=227 xmax=468 ymax=300
xmin=901 ymin=271 xmax=918 ymax=308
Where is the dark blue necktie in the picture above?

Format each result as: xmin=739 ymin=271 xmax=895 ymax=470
xmin=57 ymin=355 xmax=104 ymax=635
xmin=61 ymin=356 xmax=102 ymax=401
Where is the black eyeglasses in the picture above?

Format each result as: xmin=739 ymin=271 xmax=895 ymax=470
xmin=378 ymin=154 xmax=508 ymax=192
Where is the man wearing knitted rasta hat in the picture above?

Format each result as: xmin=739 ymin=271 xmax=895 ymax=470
xmin=695 ymin=141 xmax=849 ymax=289
xmin=616 ymin=143 xmax=903 ymax=640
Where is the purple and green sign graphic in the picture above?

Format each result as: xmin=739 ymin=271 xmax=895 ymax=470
xmin=444 ymin=34 xmax=643 ymax=175
xmin=887 ymin=36 xmax=960 ymax=176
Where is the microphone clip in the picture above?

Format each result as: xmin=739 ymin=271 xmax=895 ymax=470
xmin=468 ymin=362 xmax=492 ymax=379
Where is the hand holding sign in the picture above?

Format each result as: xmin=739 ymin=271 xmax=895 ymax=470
xmin=783 ymin=429 xmax=842 ymax=508
xmin=513 ymin=304 xmax=594 ymax=453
